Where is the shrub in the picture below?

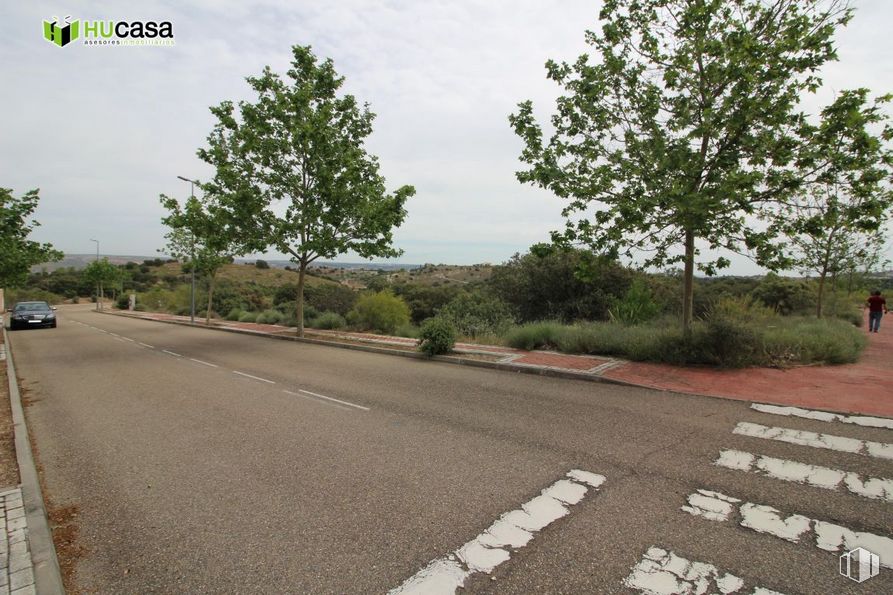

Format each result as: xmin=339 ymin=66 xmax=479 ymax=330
xmin=255 ymin=309 xmax=283 ymax=325
xmin=255 ymin=259 xmax=270 ymax=269
xmin=349 ymin=290 xmax=411 ymax=334
xmin=438 ymin=292 xmax=514 ymax=338
xmin=608 ymin=279 xmax=660 ymax=325
xmin=116 ymin=294 xmax=131 ymax=309
xmin=226 ymin=308 xmax=243 ymax=321
xmin=238 ymin=311 xmax=258 ymax=323
xmin=304 ymin=284 xmax=358 ymax=316
xmin=311 ymin=311 xmax=346 ymax=330
xmin=395 ymin=323 xmax=421 ymax=339
xmin=418 ymin=317 xmax=457 ymax=356
xmin=763 ymin=318 xmax=866 ymax=366
xmin=505 ymin=322 xmax=566 ymax=351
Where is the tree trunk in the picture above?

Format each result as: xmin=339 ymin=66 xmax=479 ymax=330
xmin=205 ymin=274 xmax=216 ymax=326
xmin=99 ymin=282 xmax=104 ymax=311
xmin=682 ymin=228 xmax=696 ymax=335
xmin=816 ymin=272 xmax=826 ymax=318
xmin=296 ymin=264 xmax=306 ymax=338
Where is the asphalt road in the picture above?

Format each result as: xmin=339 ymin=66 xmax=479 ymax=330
xmin=7 ymin=304 xmax=893 ymax=594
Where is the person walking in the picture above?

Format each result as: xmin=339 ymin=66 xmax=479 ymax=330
xmin=867 ymin=290 xmax=888 ymax=333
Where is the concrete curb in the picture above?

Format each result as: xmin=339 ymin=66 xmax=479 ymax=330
xmin=100 ymin=311 xmax=631 ymax=387
xmin=3 ymin=328 xmax=65 ymax=595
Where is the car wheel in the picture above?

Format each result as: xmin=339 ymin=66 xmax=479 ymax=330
xmin=51 ymin=321 xmax=57 ymax=328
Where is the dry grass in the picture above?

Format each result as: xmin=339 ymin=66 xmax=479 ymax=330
xmin=0 ymin=334 xmax=19 ymax=488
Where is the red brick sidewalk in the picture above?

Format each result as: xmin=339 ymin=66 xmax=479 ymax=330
xmin=602 ymin=315 xmax=893 ymax=417
xmin=111 ymin=310 xmax=892 ymax=418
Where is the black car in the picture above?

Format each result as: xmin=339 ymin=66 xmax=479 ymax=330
xmin=7 ymin=301 xmax=58 ymax=330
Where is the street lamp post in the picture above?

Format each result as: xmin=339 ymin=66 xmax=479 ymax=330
xmin=90 ymin=238 xmax=100 ymax=310
xmin=177 ymin=176 xmax=198 ymax=324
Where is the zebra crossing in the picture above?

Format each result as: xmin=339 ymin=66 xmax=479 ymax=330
xmin=624 ymin=403 xmax=893 ymax=594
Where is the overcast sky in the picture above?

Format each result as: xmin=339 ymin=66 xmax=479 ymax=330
xmin=3 ymin=1 xmax=891 ymax=272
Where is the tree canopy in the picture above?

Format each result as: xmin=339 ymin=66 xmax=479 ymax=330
xmin=0 ymin=187 xmax=62 ymax=290
xmin=510 ymin=0 xmax=853 ymax=330
xmin=199 ymin=45 xmax=415 ymax=335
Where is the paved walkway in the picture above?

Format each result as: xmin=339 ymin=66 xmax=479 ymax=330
xmin=112 ymin=310 xmax=893 ymax=418
xmin=0 ymin=487 xmax=36 ymax=595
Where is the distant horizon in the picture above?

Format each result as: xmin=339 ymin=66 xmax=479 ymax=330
xmin=31 ymin=253 xmax=893 ymax=279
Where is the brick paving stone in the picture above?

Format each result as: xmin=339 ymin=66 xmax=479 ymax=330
xmin=8 ymin=568 xmax=32 ymax=591
xmin=11 ymin=585 xmax=35 ymax=595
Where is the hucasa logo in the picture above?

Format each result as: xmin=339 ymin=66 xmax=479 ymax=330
xmin=42 ymin=15 xmax=175 ymax=47
xmin=43 ymin=16 xmax=79 ymax=47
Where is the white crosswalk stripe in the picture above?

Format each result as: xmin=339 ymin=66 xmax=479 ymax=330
xmin=624 ymin=546 xmax=785 ymax=595
xmin=682 ymin=489 xmax=893 ymax=569
xmin=751 ymin=403 xmax=893 ymax=430
xmin=733 ymin=421 xmax=893 ymax=460
xmin=714 ymin=449 xmax=893 ymax=502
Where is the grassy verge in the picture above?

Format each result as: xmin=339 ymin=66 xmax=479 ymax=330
xmin=505 ymin=316 xmax=866 ymax=368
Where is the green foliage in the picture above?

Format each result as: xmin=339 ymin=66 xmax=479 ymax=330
xmin=763 ymin=318 xmax=867 ymax=365
xmin=304 ymin=283 xmax=357 ymax=316
xmin=255 ymin=259 xmax=270 ymax=269
xmin=392 ymin=282 xmax=461 ymax=324
xmin=199 ymin=45 xmax=415 ymax=336
xmin=225 ymin=308 xmax=243 ymax=321
xmin=418 ymin=317 xmax=457 ymax=356
xmin=750 ymin=274 xmax=814 ymax=315
xmin=609 ymin=279 xmax=660 ymax=325
xmin=504 ymin=322 xmax=566 ymax=351
xmin=310 ymin=311 xmax=346 ymax=330
xmin=437 ymin=292 xmax=514 ymax=338
xmin=0 ymin=188 xmax=62 ymax=288
xmin=5 ymin=288 xmax=63 ymax=305
xmin=83 ymin=258 xmax=120 ymax=287
xmin=349 ymin=290 xmax=411 ymax=334
xmin=489 ymin=247 xmax=633 ymax=323
xmin=395 ymin=323 xmax=420 ymax=339
xmin=238 ymin=311 xmax=258 ymax=323
xmin=255 ymin=309 xmax=283 ymax=324
xmin=510 ymin=0 xmax=854 ymax=329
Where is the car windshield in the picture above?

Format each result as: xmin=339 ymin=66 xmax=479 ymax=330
xmin=13 ymin=302 xmax=51 ymax=312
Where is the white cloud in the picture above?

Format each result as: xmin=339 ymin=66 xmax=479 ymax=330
xmin=2 ymin=1 xmax=890 ymax=271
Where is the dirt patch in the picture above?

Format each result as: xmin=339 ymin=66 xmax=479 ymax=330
xmin=47 ymin=503 xmax=86 ymax=593
xmin=0 ymin=336 xmax=20 ymax=488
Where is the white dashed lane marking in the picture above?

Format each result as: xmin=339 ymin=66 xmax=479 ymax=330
xmin=682 ymin=489 xmax=893 ymax=569
xmin=389 ymin=470 xmax=605 ymax=594
xmin=733 ymin=422 xmax=893 ymax=460
xmin=137 ymin=342 xmax=154 ymax=349
xmin=283 ymin=388 xmax=369 ymax=412
xmin=161 ymin=349 xmax=183 ymax=358
xmin=233 ymin=370 xmax=275 ymax=384
xmin=189 ymin=358 xmax=218 ymax=368
xmin=751 ymin=403 xmax=893 ymax=430
xmin=715 ymin=449 xmax=893 ymax=502
xmin=624 ymin=546 xmax=785 ymax=595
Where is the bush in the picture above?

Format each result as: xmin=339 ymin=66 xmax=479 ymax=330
xmin=304 ymin=284 xmax=357 ymax=316
xmin=255 ymin=309 xmax=283 ymax=325
xmin=310 ymin=311 xmax=346 ymax=330
xmin=608 ymin=279 xmax=660 ymax=325
xmin=764 ymin=318 xmax=866 ymax=366
xmin=255 ymin=259 xmax=270 ymax=269
xmin=116 ymin=294 xmax=131 ymax=310
xmin=395 ymin=323 xmax=421 ymax=339
xmin=226 ymin=308 xmax=243 ymax=321
xmin=438 ymin=292 xmax=514 ymax=338
xmin=348 ymin=290 xmax=411 ymax=334
xmin=505 ymin=322 xmax=566 ymax=351
xmin=418 ymin=317 xmax=457 ymax=356
xmin=238 ymin=311 xmax=258 ymax=323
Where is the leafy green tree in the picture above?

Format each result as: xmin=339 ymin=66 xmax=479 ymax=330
xmin=349 ymin=290 xmax=410 ymax=334
xmin=510 ymin=0 xmax=852 ymax=332
xmin=780 ymin=89 xmax=893 ymax=317
xmin=160 ymin=192 xmax=243 ymax=324
xmin=0 ymin=188 xmax=62 ymax=308
xmin=83 ymin=258 xmax=120 ymax=310
xmin=199 ymin=45 xmax=415 ymax=336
